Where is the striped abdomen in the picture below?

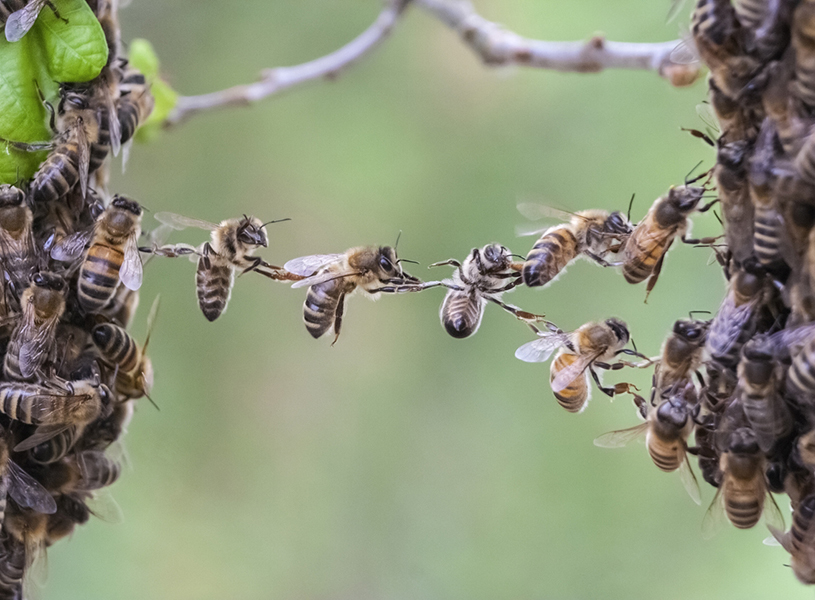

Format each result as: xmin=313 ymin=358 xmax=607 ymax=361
xmin=793 ymin=1 xmax=815 ymax=108
xmin=753 ymin=204 xmax=784 ymax=266
xmin=118 ymin=91 xmax=153 ymax=145
xmin=2 ymin=335 xmax=23 ymax=382
xmin=646 ymin=434 xmax=683 ymax=472
xmin=622 ymin=222 xmax=672 ymax=284
xmin=29 ymin=426 xmax=82 ymax=464
xmin=0 ymin=383 xmax=91 ymax=426
xmin=723 ymin=477 xmax=764 ymax=529
xmin=550 ymin=352 xmax=588 ymax=413
xmin=734 ymin=0 xmax=765 ymax=30
xmin=196 ymin=256 xmax=234 ymax=321
xmin=30 ymin=139 xmax=81 ymax=203
xmin=440 ymin=290 xmax=484 ymax=339
xmin=76 ymin=453 xmax=121 ymax=489
xmin=791 ymin=495 xmax=815 ymax=555
xmin=0 ymin=535 xmax=24 ymax=600
xmin=743 ymin=393 xmax=791 ymax=453
xmin=78 ymin=243 xmax=124 ymax=312
xmin=88 ymin=107 xmax=111 ymax=174
xmin=789 ymin=338 xmax=815 ymax=397
xmin=92 ymin=323 xmax=139 ymax=371
xmin=303 ymin=277 xmax=343 ymax=339
xmin=522 ymin=225 xmax=578 ymax=287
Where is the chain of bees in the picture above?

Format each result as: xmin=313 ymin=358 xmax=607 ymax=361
xmin=4 ymin=0 xmax=815 ymax=595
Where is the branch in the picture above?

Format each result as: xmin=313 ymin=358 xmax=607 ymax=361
xmin=165 ymin=0 xmax=410 ymax=126
xmin=415 ymin=0 xmax=701 ymax=86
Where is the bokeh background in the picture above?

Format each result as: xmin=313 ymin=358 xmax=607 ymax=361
xmin=43 ymin=0 xmax=809 ymax=598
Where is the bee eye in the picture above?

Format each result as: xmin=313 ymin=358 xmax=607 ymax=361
xmin=32 ymin=273 xmax=44 ymax=285
xmin=379 ymin=256 xmax=393 ymax=272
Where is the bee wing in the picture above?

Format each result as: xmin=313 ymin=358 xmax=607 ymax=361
xmin=551 ymin=352 xmax=597 ymax=394
xmin=516 ymin=203 xmax=572 ymax=222
xmin=84 ymin=489 xmax=124 ymax=524
xmin=19 ymin=317 xmax=60 ymax=379
xmin=119 ymin=234 xmax=144 ymax=291
xmin=13 ymin=424 xmax=71 ymax=452
xmin=709 ymin=298 xmax=758 ymax=357
xmin=763 ymin=491 xmax=785 ymax=532
xmin=6 ymin=460 xmax=56 ymax=515
xmin=696 ymin=101 xmax=720 ymax=137
xmin=701 ymin=486 xmax=726 ymax=539
xmin=290 ymin=269 xmax=362 ymax=289
xmin=154 ymin=212 xmax=217 ymax=231
xmin=284 ymin=254 xmax=344 ymax=278
xmin=104 ymin=90 xmax=122 ymax=157
xmin=515 ymin=223 xmax=551 ymax=238
xmin=51 ymin=227 xmax=94 ymax=262
xmin=4 ymin=0 xmax=46 ymax=42
xmin=669 ymin=35 xmax=699 ymax=65
xmin=514 ymin=334 xmax=569 ymax=363
xmin=76 ymin=123 xmax=90 ymax=199
xmin=593 ymin=422 xmax=648 ymax=448
xmin=678 ymin=452 xmax=702 ymax=505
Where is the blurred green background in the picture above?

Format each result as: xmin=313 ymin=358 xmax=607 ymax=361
xmin=43 ymin=0 xmax=808 ymax=598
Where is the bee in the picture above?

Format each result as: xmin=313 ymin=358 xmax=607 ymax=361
xmin=285 ymin=245 xmax=430 ymax=344
xmin=45 ymin=495 xmax=90 ymax=546
xmin=594 ymin=395 xmax=702 ymax=504
xmin=761 ymin=54 xmax=804 ymax=157
xmin=3 ymin=505 xmax=48 ymax=593
xmin=715 ymin=140 xmax=756 ymax=264
xmin=117 ymin=64 xmax=154 ymax=147
xmin=429 ymin=243 xmax=549 ymax=339
xmin=51 ymin=195 xmax=143 ymax=313
xmin=0 ymin=533 xmax=25 ymax=600
xmin=79 ymin=399 xmax=133 ymax=453
xmin=622 ymin=176 xmax=716 ymax=298
xmin=738 ymin=0 xmax=793 ymax=61
xmin=786 ymin=324 xmax=815 ymax=400
xmin=768 ymin=494 xmax=815 ymax=584
xmin=793 ymin=0 xmax=815 ymax=110
xmin=690 ymin=412 xmax=723 ymax=489
xmin=691 ymin=0 xmax=762 ymax=98
xmin=738 ymin=338 xmax=792 ymax=453
xmin=515 ymin=318 xmax=643 ymax=413
xmin=703 ymin=427 xmax=784 ymax=533
xmin=654 ymin=318 xmax=709 ymax=393
xmin=151 ymin=212 xmax=289 ymax=322
xmin=750 ymin=119 xmax=789 ymax=275
xmin=0 ymin=184 xmax=37 ymax=312
xmin=0 ymin=428 xmax=56 ymax=529
xmin=517 ymin=204 xmax=632 ymax=288
xmin=3 ymin=0 xmax=66 ymax=42
xmin=3 ymin=272 xmax=66 ymax=381
xmin=92 ymin=295 xmax=158 ymax=400
xmin=707 ymin=79 xmax=760 ymax=143
xmin=27 ymin=424 xmax=83 ymax=465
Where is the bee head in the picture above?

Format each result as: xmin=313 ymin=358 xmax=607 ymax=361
xmin=604 ymin=317 xmax=629 ymax=346
xmin=376 ymin=246 xmax=398 ymax=276
xmin=58 ymin=86 xmax=91 ymax=113
xmin=603 ymin=211 xmax=632 ymax=235
xmin=741 ymin=338 xmax=774 ymax=385
xmin=0 ymin=185 xmax=25 ymax=208
xmin=111 ymin=196 xmax=143 ymax=217
xmin=31 ymin=271 xmax=66 ymax=293
xmin=655 ymin=396 xmax=689 ymax=429
xmin=481 ymin=243 xmax=508 ymax=268
xmin=673 ymin=318 xmax=708 ymax=344
xmin=727 ymin=427 xmax=759 ymax=455
xmin=237 ymin=216 xmax=268 ymax=248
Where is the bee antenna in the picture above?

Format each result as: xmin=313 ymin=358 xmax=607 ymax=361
xmin=713 ymin=209 xmax=723 ymax=226
xmin=262 ymin=218 xmax=291 ymax=227
xmin=630 ymin=338 xmax=639 ymax=354
xmin=140 ymin=205 xmax=151 ymax=213
xmin=509 ymin=253 xmax=527 ymax=261
xmin=144 ymin=391 xmax=160 ymax=411
xmin=394 ymin=230 xmax=403 ymax=252
xmin=397 ymin=258 xmax=419 ymax=265
xmin=688 ymin=310 xmax=711 ymax=319
xmin=685 ymin=160 xmax=705 ymax=185
xmin=627 ymin=193 xmax=635 ymax=222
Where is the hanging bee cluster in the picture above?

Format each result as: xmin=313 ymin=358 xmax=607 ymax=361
xmin=0 ymin=1 xmax=159 ymax=597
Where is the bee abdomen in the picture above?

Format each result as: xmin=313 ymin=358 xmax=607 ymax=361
xmin=89 ymin=110 xmax=111 ymax=174
xmin=0 ymin=535 xmax=24 ymax=600
xmin=725 ymin=493 xmax=762 ymax=528
xmin=30 ymin=426 xmax=81 ymax=464
xmin=80 ymin=455 xmax=121 ymax=489
xmin=92 ymin=323 xmax=138 ymax=371
xmin=753 ymin=206 xmax=783 ymax=266
xmin=550 ymin=353 xmax=588 ymax=413
xmin=789 ymin=339 xmax=815 ymax=396
xmin=623 ymin=235 xmax=667 ymax=284
xmin=648 ymin=444 xmax=681 ymax=472
xmin=78 ymin=245 xmax=124 ymax=312
xmin=31 ymin=146 xmax=80 ymax=203
xmin=522 ymin=227 xmax=578 ymax=287
xmin=196 ymin=260 xmax=233 ymax=322
xmin=303 ymin=281 xmax=340 ymax=339
xmin=440 ymin=291 xmax=483 ymax=339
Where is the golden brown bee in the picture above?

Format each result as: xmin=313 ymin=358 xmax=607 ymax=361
xmin=517 ymin=204 xmax=631 ymax=288
xmin=0 ymin=429 xmax=55 ymax=529
xmin=621 ymin=179 xmax=715 ymax=298
xmin=595 ymin=395 xmax=702 ymax=504
xmin=151 ymin=212 xmax=288 ymax=322
xmin=738 ymin=338 xmax=792 ymax=453
xmin=0 ymin=184 xmax=37 ymax=312
xmin=51 ymin=195 xmax=143 ymax=313
xmin=654 ymin=318 xmax=709 ymax=392
xmin=117 ymin=64 xmax=154 ymax=147
xmin=793 ymin=0 xmax=815 ymax=109
xmin=703 ymin=427 xmax=784 ymax=533
xmin=3 ymin=0 xmax=65 ymax=42
xmin=430 ymin=244 xmax=549 ymax=339
xmin=515 ymin=318 xmax=641 ymax=413
xmin=691 ymin=0 xmax=762 ymax=98
xmin=286 ymin=245 xmax=429 ymax=344
xmin=3 ymin=272 xmax=66 ymax=381
xmin=769 ymin=494 xmax=815 ymax=584
xmin=3 ymin=503 xmax=49 ymax=593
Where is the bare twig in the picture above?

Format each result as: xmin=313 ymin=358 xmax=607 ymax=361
xmin=165 ymin=0 xmax=410 ymax=126
xmin=415 ymin=0 xmax=700 ymax=86
xmin=166 ymin=0 xmax=700 ymax=126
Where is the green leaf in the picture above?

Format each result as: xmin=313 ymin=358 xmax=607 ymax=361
xmin=128 ymin=38 xmax=159 ymax=80
xmin=33 ymin=0 xmax=107 ymax=82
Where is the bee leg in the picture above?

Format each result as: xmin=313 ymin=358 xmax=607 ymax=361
xmin=485 ymin=296 xmax=553 ymax=327
xmin=643 ymin=243 xmax=670 ymax=303
xmin=681 ymin=234 xmax=724 ymax=245
xmin=696 ymin=198 xmax=720 ymax=213
xmin=201 ymin=243 xmax=214 ymax=270
xmin=588 ymin=366 xmax=617 ymax=398
xmin=239 ymin=256 xmax=265 ymax=276
xmin=428 ymin=259 xmax=461 ymax=269
xmin=45 ymin=0 xmax=69 ymax=24
xmin=583 ymin=251 xmax=617 ymax=268
xmin=331 ymin=293 xmax=346 ymax=347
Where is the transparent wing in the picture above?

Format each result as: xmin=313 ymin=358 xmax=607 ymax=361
xmin=290 ymin=269 xmax=362 ymax=289
xmin=4 ymin=0 xmax=46 ymax=42
xmin=593 ymin=422 xmax=648 ymax=448
xmin=154 ymin=212 xmax=217 ymax=231
xmin=667 ymin=0 xmax=690 ymax=23
xmin=551 ymin=352 xmax=597 ymax=393
xmin=284 ymin=254 xmax=344 ymax=277
xmin=709 ymin=297 xmax=758 ymax=357
xmin=670 ymin=35 xmax=699 ymax=65
xmin=514 ymin=333 xmax=569 ymax=363
xmin=766 ymin=525 xmax=793 ymax=552
xmin=696 ymin=101 xmax=720 ymax=136
xmin=6 ymin=460 xmax=56 ymax=514
xmin=84 ymin=489 xmax=124 ymax=524
xmin=701 ymin=487 xmax=726 ymax=539
xmin=763 ymin=492 xmax=785 ymax=532
xmin=515 ymin=223 xmax=551 ymax=238
xmin=119 ymin=234 xmax=143 ymax=291
xmin=516 ymin=203 xmax=573 ymax=222
xmin=104 ymin=91 xmax=121 ymax=158
xmin=76 ymin=124 xmax=90 ymax=199
xmin=678 ymin=453 xmax=702 ymax=505
xmin=51 ymin=228 xmax=94 ymax=262
xmin=762 ymin=535 xmax=782 ymax=547
xmin=19 ymin=315 xmax=59 ymax=379
xmin=13 ymin=424 xmax=71 ymax=451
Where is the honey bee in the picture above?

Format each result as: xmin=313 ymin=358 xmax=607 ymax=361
xmin=92 ymin=295 xmax=158 ymax=400
xmin=3 ymin=272 xmax=66 ymax=381
xmin=691 ymin=0 xmax=762 ymax=98
xmin=51 ymin=195 xmax=143 ymax=313
xmin=117 ymin=64 xmax=154 ymax=148
xmin=654 ymin=318 xmax=709 ymax=392
xmin=515 ymin=318 xmax=643 ymax=413
xmin=3 ymin=505 xmax=48 ymax=593
xmin=594 ymin=395 xmax=702 ymax=504
xmin=739 ymin=0 xmax=793 ymax=61
xmin=26 ymin=424 xmax=83 ymax=465
xmin=761 ymin=53 xmax=804 ymax=157
xmin=707 ymin=79 xmax=760 ymax=143
xmin=793 ymin=0 xmax=815 ymax=109
xmin=750 ymin=119 xmax=789 ymax=275
xmin=0 ymin=184 xmax=37 ymax=312
xmin=0 ymin=428 xmax=56 ymax=528
xmin=0 ymin=533 xmax=25 ymax=599
xmin=769 ymin=494 xmax=815 ymax=584
xmin=786 ymin=324 xmax=815 ymax=399
xmin=3 ymin=0 xmax=66 ymax=42
xmin=285 ymin=245 xmax=430 ymax=344
xmin=429 ymin=243 xmax=550 ymax=339
xmin=151 ymin=212 xmax=289 ymax=322
xmin=45 ymin=495 xmax=90 ymax=546
xmin=703 ymin=427 xmax=784 ymax=533
xmin=689 ymin=412 xmax=723 ymax=489
xmin=738 ymin=338 xmax=792 ymax=453
xmin=78 ymin=399 xmax=133 ymax=453
xmin=517 ymin=204 xmax=632 ymax=288
xmin=715 ymin=140 xmax=756 ymax=263
xmin=622 ymin=176 xmax=715 ymax=298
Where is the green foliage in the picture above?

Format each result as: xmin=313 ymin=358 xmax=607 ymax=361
xmin=128 ymin=38 xmax=177 ymax=143
xmin=0 ymin=0 xmax=107 ymax=183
